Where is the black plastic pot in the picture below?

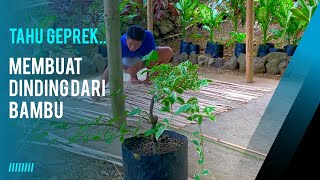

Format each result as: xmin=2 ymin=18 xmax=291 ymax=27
xmin=205 ymin=42 xmax=224 ymax=58
xmin=284 ymin=45 xmax=297 ymax=56
xmin=257 ymin=44 xmax=269 ymax=57
xmin=122 ymin=130 xmax=188 ymax=180
xmin=98 ymin=45 xmax=108 ymax=57
xmin=189 ymin=44 xmax=200 ymax=54
xmin=269 ymin=48 xmax=284 ymax=53
xmin=266 ymin=43 xmax=275 ymax=49
xmin=234 ymin=43 xmax=246 ymax=58
xmin=257 ymin=43 xmax=276 ymax=57
xmin=180 ymin=40 xmax=192 ymax=55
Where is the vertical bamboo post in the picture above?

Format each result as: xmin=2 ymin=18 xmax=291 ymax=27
xmin=103 ymin=0 xmax=126 ymax=126
xmin=147 ymin=0 xmax=153 ymax=32
xmin=246 ymin=0 xmax=254 ymax=83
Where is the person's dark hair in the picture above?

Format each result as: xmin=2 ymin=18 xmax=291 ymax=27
xmin=126 ymin=25 xmax=146 ymax=41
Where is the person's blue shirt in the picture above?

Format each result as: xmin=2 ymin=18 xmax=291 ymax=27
xmin=121 ymin=30 xmax=156 ymax=58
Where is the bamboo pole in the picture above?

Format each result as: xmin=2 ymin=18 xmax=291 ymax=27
xmin=246 ymin=0 xmax=254 ymax=83
xmin=147 ymin=0 xmax=153 ymax=32
xmin=103 ymin=0 xmax=126 ymax=126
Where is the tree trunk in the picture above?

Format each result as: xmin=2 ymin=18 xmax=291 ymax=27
xmin=147 ymin=0 xmax=153 ymax=32
xmin=103 ymin=0 xmax=126 ymax=126
xmin=246 ymin=0 xmax=254 ymax=83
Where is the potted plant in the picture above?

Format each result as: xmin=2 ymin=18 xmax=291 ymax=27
xmin=227 ymin=31 xmax=246 ymax=57
xmin=175 ymin=0 xmax=200 ymax=55
xmin=224 ymin=0 xmax=246 ymax=58
xmin=198 ymin=1 xmax=225 ymax=58
xmin=119 ymin=50 xmax=215 ymax=180
xmin=255 ymin=0 xmax=277 ymax=57
xmin=188 ymin=33 xmax=205 ymax=54
xmin=46 ymin=50 xmax=216 ymax=180
xmin=272 ymin=0 xmax=307 ymax=56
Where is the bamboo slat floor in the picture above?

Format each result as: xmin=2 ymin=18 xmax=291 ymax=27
xmin=66 ymin=76 xmax=272 ymax=129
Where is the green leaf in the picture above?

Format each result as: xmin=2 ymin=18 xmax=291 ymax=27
xmin=200 ymin=79 xmax=209 ymax=87
xmin=192 ymin=139 xmax=200 ymax=146
xmin=197 ymin=116 xmax=203 ymax=125
xmin=120 ymin=136 xmax=125 ymax=143
xmin=176 ymin=88 xmax=184 ymax=94
xmin=180 ymin=65 xmax=187 ymax=76
xmin=198 ymin=158 xmax=204 ymax=165
xmin=202 ymin=25 xmax=211 ymax=31
xmin=191 ymin=131 xmax=200 ymax=137
xmin=187 ymin=97 xmax=198 ymax=104
xmin=196 ymin=147 xmax=202 ymax=153
xmin=163 ymin=118 xmax=170 ymax=125
xmin=194 ymin=174 xmax=201 ymax=180
xmin=128 ymin=108 xmax=141 ymax=117
xmin=141 ymin=50 xmax=159 ymax=66
xmin=176 ymin=96 xmax=185 ymax=104
xmin=163 ymin=88 xmax=171 ymax=94
xmin=175 ymin=2 xmax=183 ymax=12
xmin=175 ymin=104 xmax=191 ymax=115
xmin=161 ymin=97 xmax=170 ymax=107
xmin=91 ymin=135 xmax=101 ymax=141
xmin=200 ymin=79 xmax=209 ymax=86
xmin=169 ymin=93 xmax=177 ymax=105
xmin=194 ymin=104 xmax=200 ymax=113
xmin=188 ymin=114 xmax=201 ymax=121
xmin=160 ymin=106 xmax=170 ymax=113
xmin=309 ymin=0 xmax=317 ymax=6
xmin=209 ymin=115 xmax=216 ymax=121
xmin=155 ymin=124 xmax=167 ymax=141
xmin=120 ymin=122 xmax=127 ymax=133
xmin=290 ymin=8 xmax=310 ymax=22
xmin=144 ymin=129 xmax=156 ymax=136
xmin=298 ymin=0 xmax=309 ymax=10
xmin=203 ymin=106 xmax=215 ymax=115
xmin=95 ymin=116 xmax=103 ymax=123
xmin=202 ymin=169 xmax=209 ymax=175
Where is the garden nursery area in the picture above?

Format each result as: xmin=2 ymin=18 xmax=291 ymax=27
xmin=16 ymin=0 xmax=317 ymax=180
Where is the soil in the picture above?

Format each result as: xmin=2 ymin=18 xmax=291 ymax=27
xmin=124 ymin=135 xmax=184 ymax=155
xmin=19 ymin=144 xmax=123 ymax=180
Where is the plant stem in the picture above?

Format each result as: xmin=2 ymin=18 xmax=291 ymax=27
xmin=150 ymin=95 xmax=158 ymax=154
xmin=210 ymin=28 xmax=214 ymax=43
xmin=263 ymin=28 xmax=267 ymax=45
xmin=234 ymin=16 xmax=238 ymax=33
xmin=150 ymin=95 xmax=157 ymax=129
xmin=198 ymin=124 xmax=205 ymax=171
xmin=182 ymin=20 xmax=186 ymax=40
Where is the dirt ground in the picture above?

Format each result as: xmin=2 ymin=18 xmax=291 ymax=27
xmin=18 ymin=68 xmax=280 ymax=180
